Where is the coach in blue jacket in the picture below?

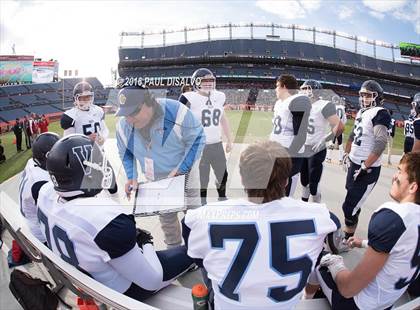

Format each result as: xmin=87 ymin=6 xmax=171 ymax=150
xmin=116 ymin=86 xmax=205 ymax=247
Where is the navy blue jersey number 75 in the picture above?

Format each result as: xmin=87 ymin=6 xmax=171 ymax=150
xmin=210 ymin=220 xmax=316 ymax=302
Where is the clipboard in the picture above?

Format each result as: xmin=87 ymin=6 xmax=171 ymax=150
xmin=132 ymin=174 xmax=186 ymax=217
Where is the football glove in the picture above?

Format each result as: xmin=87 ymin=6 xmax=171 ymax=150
xmin=320 ymin=254 xmax=347 ymax=280
xmin=136 ymin=228 xmax=154 ymax=249
xmin=353 ymin=162 xmax=371 ymax=181
xmin=342 ymin=153 xmax=350 ymax=172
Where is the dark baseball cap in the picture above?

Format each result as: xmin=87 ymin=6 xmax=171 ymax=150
xmin=115 ymin=87 xmax=148 ymax=117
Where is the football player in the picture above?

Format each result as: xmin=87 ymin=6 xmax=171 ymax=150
xmin=326 ymin=96 xmax=347 ymax=163
xmin=270 ymin=74 xmax=311 ymax=197
xmin=182 ymin=141 xmax=343 ymax=309
xmin=412 ymin=93 xmax=420 ymax=152
xmin=60 ymin=81 xmax=109 ymax=147
xmin=316 ymin=152 xmax=420 ymax=309
xmin=403 ymin=114 xmax=415 ymax=154
xmin=37 ymin=134 xmax=194 ymax=301
xmin=19 ymin=132 xmax=59 ymax=241
xmin=341 ymin=80 xmax=391 ymax=239
xmin=179 ymin=68 xmax=233 ymax=205
xmin=299 ymin=81 xmax=344 ymax=202
xmin=386 ymin=110 xmax=396 ymax=165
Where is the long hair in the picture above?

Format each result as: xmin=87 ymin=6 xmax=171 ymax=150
xmin=240 ymin=141 xmax=291 ymax=203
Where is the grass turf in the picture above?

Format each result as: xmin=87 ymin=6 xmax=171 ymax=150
xmin=0 ymin=111 xmax=404 ymax=184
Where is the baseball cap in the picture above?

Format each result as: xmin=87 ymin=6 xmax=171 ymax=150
xmin=115 ymin=86 xmax=148 ymax=117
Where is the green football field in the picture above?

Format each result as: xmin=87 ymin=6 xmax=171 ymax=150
xmin=0 ymin=111 xmax=405 ymax=184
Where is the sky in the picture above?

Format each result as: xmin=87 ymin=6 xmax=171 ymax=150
xmin=0 ymin=0 xmax=419 ymax=85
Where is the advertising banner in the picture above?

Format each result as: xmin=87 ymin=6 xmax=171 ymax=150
xmin=0 ymin=55 xmax=34 ymax=85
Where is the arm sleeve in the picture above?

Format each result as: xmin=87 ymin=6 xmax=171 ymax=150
xmin=116 ymin=122 xmax=137 ymax=180
xmin=31 ymin=181 xmax=49 ymax=205
xmin=372 ymin=109 xmax=391 ymax=128
xmin=178 ymin=109 xmax=206 ymax=174
xmin=372 ymin=124 xmax=388 ymax=155
xmin=178 ymin=94 xmax=191 ymax=108
xmin=321 ymin=101 xmax=337 ymax=119
xmin=60 ymin=113 xmax=75 ymax=130
xmin=368 ymin=208 xmax=406 ymax=253
xmin=414 ymin=119 xmax=420 ymax=140
xmin=288 ymin=96 xmax=311 ymax=155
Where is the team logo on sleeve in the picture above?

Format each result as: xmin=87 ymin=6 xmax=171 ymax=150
xmin=72 ymin=145 xmax=93 ymax=175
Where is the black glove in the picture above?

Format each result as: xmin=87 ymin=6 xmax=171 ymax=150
xmin=136 ymin=228 xmax=154 ymax=249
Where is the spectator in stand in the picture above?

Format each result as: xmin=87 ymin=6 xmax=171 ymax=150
xmin=23 ymin=115 xmax=31 ymax=149
xmin=0 ymin=139 xmax=5 ymax=163
xmin=13 ymin=118 xmax=23 ymax=152
xmin=38 ymin=114 xmax=49 ymax=133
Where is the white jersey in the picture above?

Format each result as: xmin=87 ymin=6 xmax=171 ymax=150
xmin=19 ymin=159 xmax=50 ymax=242
xmin=60 ymin=105 xmax=109 ymax=140
xmin=305 ymin=99 xmax=336 ymax=146
xmin=355 ymin=201 xmax=420 ymax=310
xmin=403 ymin=119 xmax=414 ymax=139
xmin=270 ymin=94 xmax=310 ymax=153
xmin=181 ymin=90 xmax=226 ymax=144
xmin=349 ymin=107 xmax=390 ymax=167
xmin=184 ymin=197 xmax=338 ymax=309
xmin=335 ymin=104 xmax=347 ymax=125
xmin=37 ymin=183 xmax=166 ymax=294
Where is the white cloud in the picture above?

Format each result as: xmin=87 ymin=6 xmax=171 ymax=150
xmin=337 ymin=6 xmax=354 ymax=20
xmin=362 ymin=0 xmax=407 ymax=12
xmin=256 ymin=0 xmax=321 ymax=19
xmin=362 ymin=0 xmax=420 ymax=34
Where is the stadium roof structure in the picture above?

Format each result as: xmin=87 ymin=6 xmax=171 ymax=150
xmin=119 ymin=23 xmax=412 ymax=63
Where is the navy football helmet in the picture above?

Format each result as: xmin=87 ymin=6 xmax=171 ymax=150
xmin=73 ymin=81 xmax=94 ymax=111
xmin=191 ymin=68 xmax=216 ymax=95
xmin=411 ymin=92 xmax=420 ymax=116
xmin=46 ymin=134 xmax=114 ymax=198
xmin=359 ymin=80 xmax=383 ymax=109
xmin=32 ymin=132 xmax=60 ymax=170
xmin=300 ymin=79 xmax=323 ymax=99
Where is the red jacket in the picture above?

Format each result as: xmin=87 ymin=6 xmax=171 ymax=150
xmin=39 ymin=119 xmax=49 ymax=133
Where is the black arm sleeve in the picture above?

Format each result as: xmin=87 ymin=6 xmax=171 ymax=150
xmin=368 ymin=208 xmax=406 ymax=253
xmin=372 ymin=109 xmax=391 ymax=128
xmin=321 ymin=101 xmax=337 ymax=119
xmin=178 ymin=94 xmax=191 ymax=108
xmin=414 ymin=119 xmax=420 ymax=140
xmin=60 ymin=114 xmax=75 ymax=130
xmin=31 ymin=181 xmax=49 ymax=205
xmin=94 ymin=214 xmax=137 ymax=259
xmin=288 ymin=96 xmax=311 ymax=155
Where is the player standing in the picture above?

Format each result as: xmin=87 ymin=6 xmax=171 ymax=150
xmin=403 ymin=114 xmax=415 ymax=154
xmin=270 ymin=74 xmax=311 ymax=197
xmin=341 ymin=80 xmax=391 ymax=239
xmin=60 ymin=81 xmax=109 ymax=147
xmin=183 ymin=141 xmax=341 ymax=309
xmin=411 ymin=92 xmax=420 ymax=152
xmin=326 ymin=95 xmax=347 ymax=163
xmin=299 ymin=80 xmax=344 ymax=202
xmin=386 ymin=110 xmax=396 ymax=164
xmin=179 ymin=68 xmax=233 ymax=205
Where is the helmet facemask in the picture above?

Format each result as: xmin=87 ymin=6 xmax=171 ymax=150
xmin=74 ymin=91 xmax=94 ymax=111
xmin=299 ymin=85 xmax=313 ymax=98
xmin=359 ymin=89 xmax=377 ymax=109
xmin=195 ymin=75 xmax=216 ymax=95
xmin=82 ymin=144 xmax=113 ymax=190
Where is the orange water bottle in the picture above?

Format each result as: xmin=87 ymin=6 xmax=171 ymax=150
xmin=192 ymin=283 xmax=209 ymax=310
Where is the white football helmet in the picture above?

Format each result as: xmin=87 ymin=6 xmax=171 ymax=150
xmin=73 ymin=81 xmax=94 ymax=111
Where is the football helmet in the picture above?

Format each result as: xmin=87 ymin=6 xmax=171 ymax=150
xmin=191 ymin=68 xmax=216 ymax=95
xmin=358 ymin=80 xmax=383 ymax=109
xmin=299 ymin=80 xmax=323 ymax=99
xmin=411 ymin=92 xmax=420 ymax=116
xmin=32 ymin=132 xmax=60 ymax=170
xmin=46 ymin=134 xmax=114 ymax=198
xmin=73 ymin=81 xmax=94 ymax=111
